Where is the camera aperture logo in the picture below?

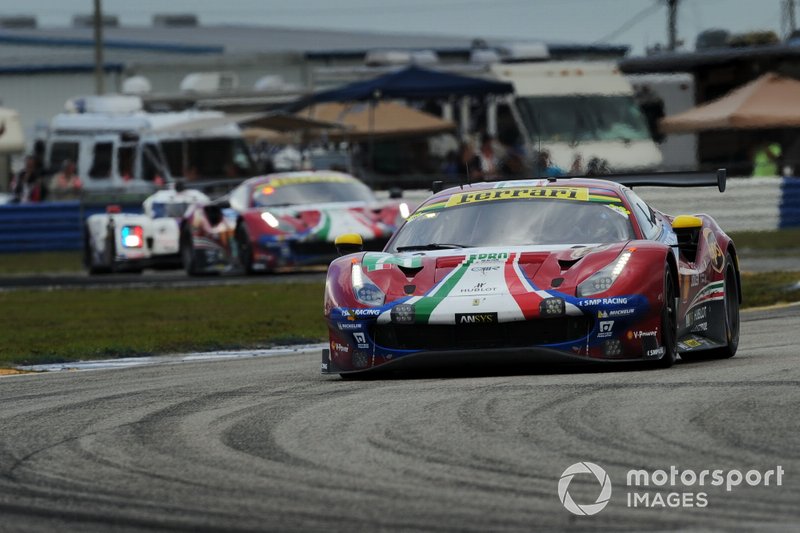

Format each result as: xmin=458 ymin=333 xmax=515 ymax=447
xmin=558 ymin=462 xmax=785 ymax=515
xmin=558 ymin=462 xmax=612 ymax=516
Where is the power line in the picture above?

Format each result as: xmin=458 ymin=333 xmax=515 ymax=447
xmin=594 ymin=0 xmax=663 ymax=44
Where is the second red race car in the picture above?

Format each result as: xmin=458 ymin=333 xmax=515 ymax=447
xmin=180 ymin=171 xmax=411 ymax=274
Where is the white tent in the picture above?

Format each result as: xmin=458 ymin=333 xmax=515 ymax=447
xmin=0 ymin=107 xmax=25 ymax=154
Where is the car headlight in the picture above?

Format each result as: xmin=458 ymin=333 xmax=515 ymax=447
xmin=576 ymin=250 xmax=632 ymax=297
xmin=352 ymin=262 xmax=385 ymax=306
xmin=260 ymin=211 xmax=297 ymax=232
xmin=399 ymin=202 xmax=410 ymax=219
xmin=261 ymin=211 xmax=280 ymax=228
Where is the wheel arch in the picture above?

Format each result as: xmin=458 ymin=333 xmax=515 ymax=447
xmin=726 ymin=242 xmax=742 ymax=304
xmin=665 ymin=247 xmax=679 ymax=290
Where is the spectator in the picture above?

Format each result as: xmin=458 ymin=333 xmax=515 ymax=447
xmin=569 ymin=154 xmax=583 ymax=175
xmin=442 ymin=150 xmax=459 ymax=179
xmin=10 ymin=155 xmax=47 ymax=203
xmin=456 ymin=141 xmax=483 ymax=181
xmin=50 ymin=159 xmax=82 ymax=197
xmin=184 ymin=165 xmax=200 ymax=182
xmin=587 ymin=157 xmax=611 ymax=175
xmin=752 ymin=141 xmax=782 ymax=177
xmin=498 ymin=146 xmax=527 ymax=179
xmin=478 ymin=133 xmax=499 ymax=178
xmin=534 ymin=150 xmax=563 ymax=177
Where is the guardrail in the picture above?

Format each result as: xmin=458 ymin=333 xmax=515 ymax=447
xmin=0 ymin=201 xmax=142 ymax=253
xmin=628 ymin=177 xmax=790 ymax=233
xmin=0 ymin=177 xmax=797 ymax=254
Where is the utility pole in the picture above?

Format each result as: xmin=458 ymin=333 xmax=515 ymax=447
xmin=787 ymin=0 xmax=797 ymax=37
xmin=667 ymin=0 xmax=679 ymax=51
xmin=93 ymin=0 xmax=105 ymax=95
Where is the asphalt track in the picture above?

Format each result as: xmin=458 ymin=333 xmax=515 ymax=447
xmin=1 ymin=305 xmax=799 ymax=532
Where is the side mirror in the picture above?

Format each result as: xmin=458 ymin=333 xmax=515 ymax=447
xmin=672 ymin=215 xmax=702 ymax=262
xmin=389 ymin=187 xmax=403 ymax=199
xmin=335 ymin=233 xmax=363 ymax=256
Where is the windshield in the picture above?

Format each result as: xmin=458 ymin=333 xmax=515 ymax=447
xmin=252 ymin=177 xmax=376 ymax=207
xmin=388 ymin=194 xmax=634 ymax=251
xmin=160 ymin=138 xmax=256 ymax=180
xmin=151 ymin=202 xmax=191 ymax=218
xmin=516 ymin=95 xmax=652 ymax=143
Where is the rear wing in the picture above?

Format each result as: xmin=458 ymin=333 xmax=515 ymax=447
xmin=432 ymin=169 xmax=727 ymax=194
xmin=567 ymin=169 xmax=727 ymax=193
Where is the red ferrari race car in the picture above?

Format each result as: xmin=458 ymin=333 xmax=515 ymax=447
xmin=322 ymin=170 xmax=740 ymax=375
xmin=180 ymin=171 xmax=411 ymax=274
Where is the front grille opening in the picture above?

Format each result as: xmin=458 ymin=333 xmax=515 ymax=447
xmin=371 ymin=317 xmax=591 ymax=351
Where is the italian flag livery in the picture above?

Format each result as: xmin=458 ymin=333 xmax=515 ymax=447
xmin=322 ymin=176 xmax=740 ymax=375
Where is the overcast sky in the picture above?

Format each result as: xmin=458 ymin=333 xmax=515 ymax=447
xmin=7 ymin=0 xmax=791 ymax=54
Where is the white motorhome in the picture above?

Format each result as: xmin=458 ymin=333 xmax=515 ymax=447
xmin=627 ymin=73 xmax=697 ymax=170
xmin=490 ymin=61 xmax=663 ymax=172
xmin=43 ymin=95 xmax=256 ymax=192
xmin=313 ymin=55 xmax=663 ymax=174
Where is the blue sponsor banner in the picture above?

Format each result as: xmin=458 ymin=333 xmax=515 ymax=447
xmin=779 ymin=178 xmax=800 ymax=229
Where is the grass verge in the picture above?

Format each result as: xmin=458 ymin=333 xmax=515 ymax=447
xmin=1 ymin=271 xmax=799 ymax=368
xmin=0 ymin=282 xmax=326 ymax=366
xmin=741 ymin=271 xmax=800 ymax=308
xmin=729 ymin=228 xmax=800 ymax=256
xmin=0 ymin=251 xmax=83 ymax=274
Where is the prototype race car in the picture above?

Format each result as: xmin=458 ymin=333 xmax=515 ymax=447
xmin=180 ymin=171 xmax=412 ymax=275
xmin=322 ymin=171 xmax=741 ymax=375
xmin=84 ymin=186 xmax=209 ymax=274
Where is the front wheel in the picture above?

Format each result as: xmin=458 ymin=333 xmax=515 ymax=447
xmin=84 ymin=227 xmax=110 ymax=275
xmin=235 ymin=223 xmax=255 ymax=274
xmin=654 ymin=264 xmax=678 ymax=368
xmin=181 ymin=226 xmax=200 ymax=276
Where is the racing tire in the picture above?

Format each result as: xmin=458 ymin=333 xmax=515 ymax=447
xmin=83 ymin=226 xmax=111 ymax=275
xmin=684 ymin=253 xmax=740 ymax=360
xmin=180 ymin=226 xmax=201 ymax=276
xmin=235 ymin=223 xmax=255 ymax=275
xmin=654 ymin=264 xmax=678 ymax=368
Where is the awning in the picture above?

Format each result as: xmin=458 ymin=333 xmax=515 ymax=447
xmin=301 ymin=65 xmax=514 ymax=106
xmin=660 ymin=72 xmax=800 ymax=133
xmin=298 ymin=101 xmax=456 ymax=140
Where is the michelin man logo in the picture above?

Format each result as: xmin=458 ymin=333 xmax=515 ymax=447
xmin=558 ymin=462 xmax=612 ymax=516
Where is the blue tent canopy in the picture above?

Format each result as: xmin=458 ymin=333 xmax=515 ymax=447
xmin=303 ymin=65 xmax=514 ymax=105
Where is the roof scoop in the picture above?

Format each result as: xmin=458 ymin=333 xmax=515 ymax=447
xmin=557 ymin=257 xmax=582 ymax=271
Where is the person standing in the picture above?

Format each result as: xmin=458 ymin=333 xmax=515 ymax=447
xmin=752 ymin=141 xmax=782 ymax=177
xmin=478 ymin=133 xmax=499 ymax=178
xmin=50 ymin=159 xmax=83 ymax=197
xmin=11 ymin=155 xmax=47 ymax=203
xmin=456 ymin=141 xmax=483 ymax=181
